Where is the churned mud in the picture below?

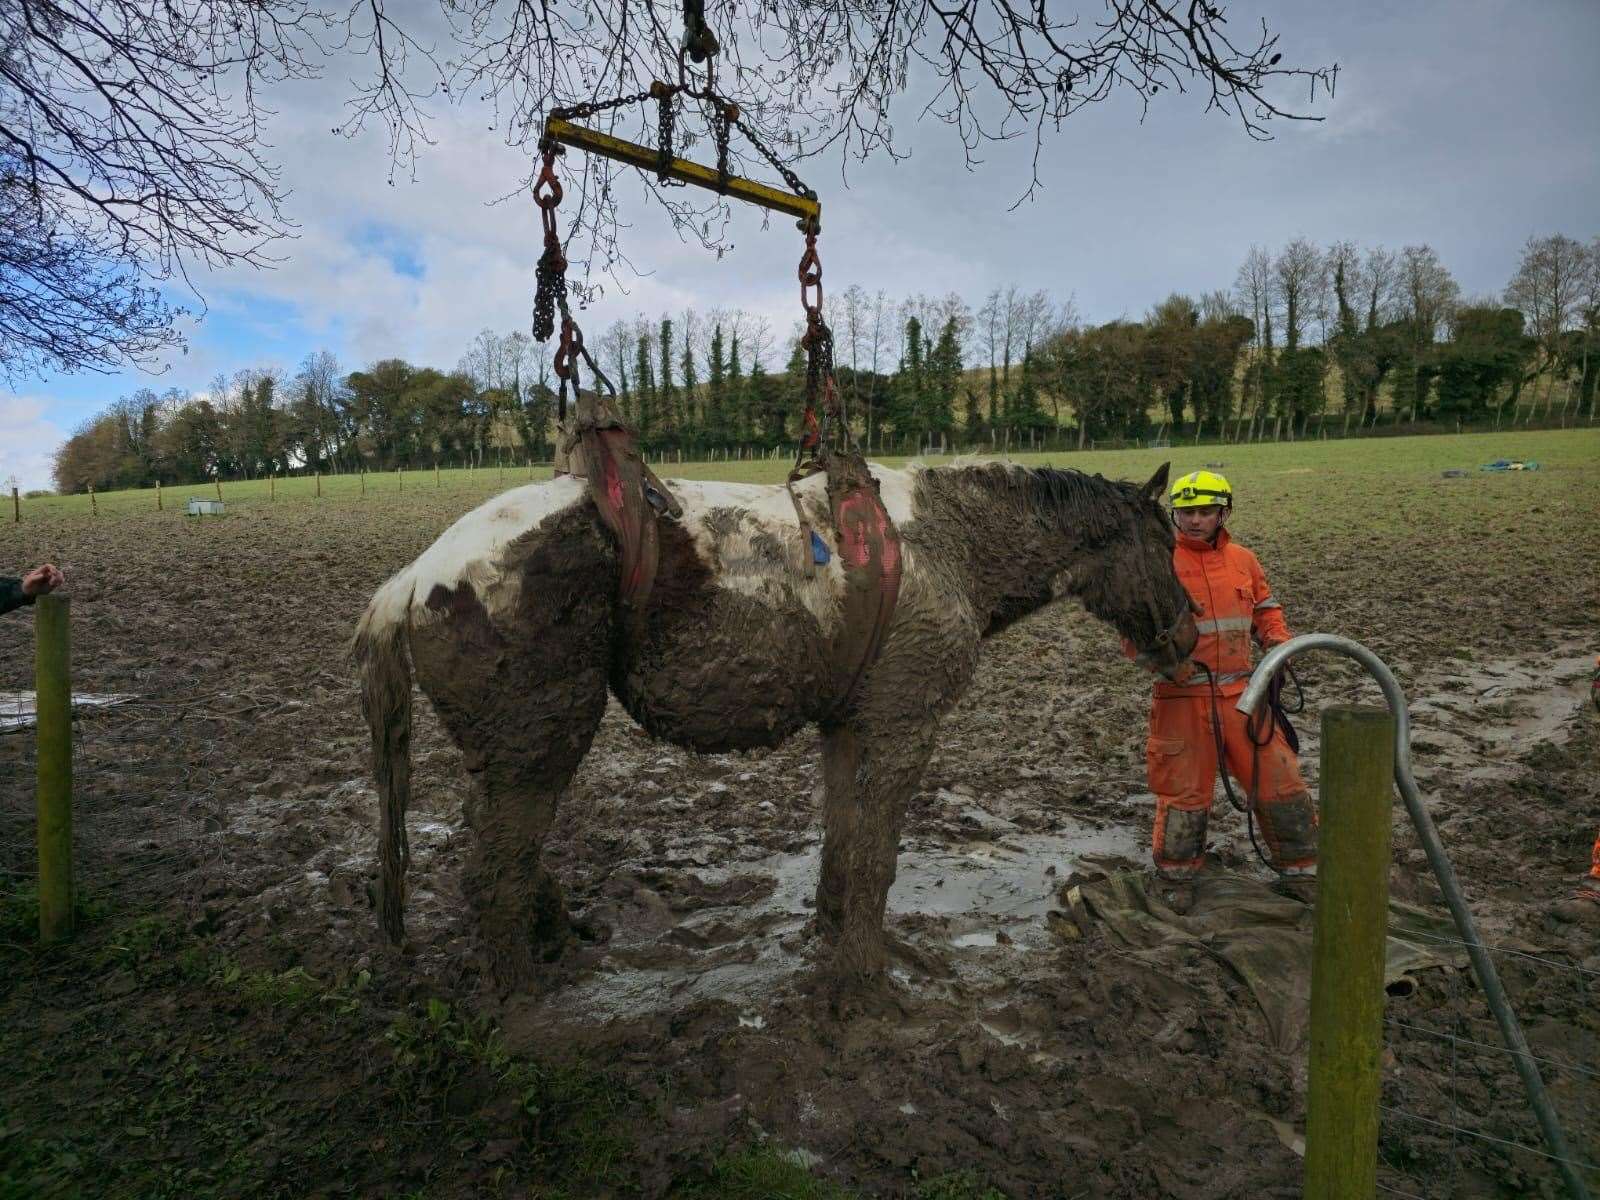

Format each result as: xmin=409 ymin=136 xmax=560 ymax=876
xmin=2 ymin=451 xmax=1598 ymax=1197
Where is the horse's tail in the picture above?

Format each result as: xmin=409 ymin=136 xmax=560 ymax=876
xmin=352 ymin=591 xmax=414 ymax=944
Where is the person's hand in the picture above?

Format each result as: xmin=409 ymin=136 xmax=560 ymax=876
xmin=20 ymin=564 xmax=64 ymax=597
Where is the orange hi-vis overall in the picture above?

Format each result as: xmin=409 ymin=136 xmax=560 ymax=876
xmin=1126 ymin=528 xmax=1317 ymax=880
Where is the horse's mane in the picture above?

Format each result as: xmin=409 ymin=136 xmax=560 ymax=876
xmin=923 ymin=461 xmax=1142 ymax=545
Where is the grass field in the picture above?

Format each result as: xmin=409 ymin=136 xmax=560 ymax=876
xmin=15 ymin=426 xmax=1593 ymax=521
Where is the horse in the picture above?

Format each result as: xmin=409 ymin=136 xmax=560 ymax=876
xmin=354 ymin=459 xmax=1197 ymax=992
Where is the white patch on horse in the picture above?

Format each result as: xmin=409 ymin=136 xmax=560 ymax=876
xmin=868 ymin=463 xmax=917 ymax=525
xmin=360 ymin=464 xmax=919 ymax=645
xmin=659 ymin=464 xmax=918 ymax=634
xmin=362 ymin=475 xmax=587 ymax=636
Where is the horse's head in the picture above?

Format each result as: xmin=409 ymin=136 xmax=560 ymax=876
xmin=1063 ymin=462 xmax=1198 ymax=681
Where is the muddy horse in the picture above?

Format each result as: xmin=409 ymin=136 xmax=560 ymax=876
xmin=355 ymin=460 xmax=1197 ymax=989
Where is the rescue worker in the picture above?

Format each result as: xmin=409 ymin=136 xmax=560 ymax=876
xmin=1125 ymin=470 xmax=1317 ymax=897
xmin=1 ymin=564 xmax=64 ymax=616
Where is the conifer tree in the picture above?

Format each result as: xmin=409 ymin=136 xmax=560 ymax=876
xmin=707 ymin=324 xmax=727 ymax=445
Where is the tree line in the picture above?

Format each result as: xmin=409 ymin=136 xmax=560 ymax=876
xmin=52 ymin=233 xmax=1599 ymax=494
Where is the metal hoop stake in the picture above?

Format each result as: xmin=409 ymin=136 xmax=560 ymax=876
xmin=1239 ymin=634 xmax=1590 ymax=1200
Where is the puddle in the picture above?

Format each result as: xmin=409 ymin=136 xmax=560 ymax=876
xmin=1405 ymin=653 xmax=1592 ymax=782
xmin=533 ymin=817 xmax=1141 ymax=1024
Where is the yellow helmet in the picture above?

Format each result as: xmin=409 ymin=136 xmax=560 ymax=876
xmin=1169 ymin=469 xmax=1233 ymax=509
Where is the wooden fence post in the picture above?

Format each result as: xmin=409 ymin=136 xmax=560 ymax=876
xmin=35 ymin=595 xmax=74 ymax=943
xmin=215 ymin=478 xmax=223 ymax=504
xmin=11 ymin=485 xmax=18 ymax=523
xmin=88 ymin=483 xmax=97 ymax=517
xmin=155 ymin=479 xmax=162 ymax=511
xmin=1305 ymin=704 xmax=1395 ymax=1200
xmin=435 ymin=463 xmax=441 ymax=488
xmin=315 ymin=471 xmax=322 ymax=498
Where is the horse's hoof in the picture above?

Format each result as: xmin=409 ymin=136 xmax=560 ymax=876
xmin=816 ymin=966 xmax=907 ymax=1021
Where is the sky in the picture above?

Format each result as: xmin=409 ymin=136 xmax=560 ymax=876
xmin=4 ymin=0 xmax=1597 ymax=491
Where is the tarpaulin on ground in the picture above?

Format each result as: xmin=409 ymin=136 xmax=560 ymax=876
xmin=1068 ymin=871 xmax=1468 ymax=1052
xmin=1480 ymin=458 xmax=1540 ymax=471
xmin=0 ymin=691 xmax=136 ymax=734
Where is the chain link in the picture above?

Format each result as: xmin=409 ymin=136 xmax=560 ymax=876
xmin=712 ymin=100 xmax=735 ymax=194
xmin=731 ymin=112 xmax=817 ymax=209
xmin=531 ymin=148 xmax=568 ymax=343
xmin=547 ymin=89 xmax=658 ymax=128
xmin=652 ymin=83 xmax=680 ymax=184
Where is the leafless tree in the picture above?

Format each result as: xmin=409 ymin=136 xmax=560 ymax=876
xmin=1233 ymin=244 xmax=1272 ymax=427
xmin=291 ymin=349 xmax=345 ymax=467
xmin=864 ymin=289 xmax=890 ymax=448
xmin=2 ymin=0 xmax=1334 ymax=375
xmin=1360 ymin=246 xmax=1400 ymax=331
xmin=835 ymin=284 xmax=867 ymax=433
xmin=1271 ymin=236 xmax=1326 ymax=350
xmin=0 ymin=0 xmax=332 ymax=376
xmin=1398 ymin=244 xmax=1458 ymax=344
xmin=1505 ymin=233 xmax=1587 ymax=414
xmin=743 ymin=312 xmax=774 ymax=374
xmin=426 ymin=1 xmax=1334 ymax=279
xmin=1395 ymin=243 xmax=1457 ymax=418
xmin=1198 ymin=289 xmax=1238 ymax=322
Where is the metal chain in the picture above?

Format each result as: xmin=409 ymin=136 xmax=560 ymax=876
xmin=547 ymin=89 xmax=657 ymax=126
xmin=531 ymin=146 xmax=567 ymax=343
xmin=795 ymin=228 xmax=854 ymax=463
xmin=545 ymin=81 xmax=815 ymax=208
xmin=652 ymin=83 xmax=679 ymax=184
xmin=732 ymin=112 xmax=817 ymax=208
xmin=712 ymin=100 xmax=735 ymax=194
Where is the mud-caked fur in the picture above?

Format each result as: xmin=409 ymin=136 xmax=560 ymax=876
xmin=354 ymin=460 xmax=1193 ymax=998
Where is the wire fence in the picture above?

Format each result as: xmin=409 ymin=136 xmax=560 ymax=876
xmin=1376 ymin=927 xmax=1600 ymax=1198
xmin=0 ymin=685 xmax=208 ymax=920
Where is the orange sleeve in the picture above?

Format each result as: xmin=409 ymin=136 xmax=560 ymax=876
xmin=1246 ymin=550 xmax=1292 ymax=648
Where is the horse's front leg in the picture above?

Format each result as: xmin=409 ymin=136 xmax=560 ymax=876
xmin=815 ymin=718 xmax=937 ymax=985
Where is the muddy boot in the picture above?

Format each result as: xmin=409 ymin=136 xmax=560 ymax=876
xmin=1151 ymin=872 xmax=1197 ymax=915
xmin=1271 ymin=871 xmax=1318 ymax=906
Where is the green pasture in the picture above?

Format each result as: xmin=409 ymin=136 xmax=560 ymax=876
xmin=17 ymin=427 xmax=1596 ymax=524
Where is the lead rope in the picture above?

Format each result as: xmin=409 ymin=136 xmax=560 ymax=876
xmin=1195 ymin=566 xmax=1280 ymax=870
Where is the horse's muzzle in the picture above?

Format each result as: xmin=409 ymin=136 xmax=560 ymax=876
xmin=1152 ymin=609 xmax=1200 ymax=682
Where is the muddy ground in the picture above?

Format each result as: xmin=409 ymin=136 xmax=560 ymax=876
xmin=3 ymin=442 xmax=1599 ymax=1198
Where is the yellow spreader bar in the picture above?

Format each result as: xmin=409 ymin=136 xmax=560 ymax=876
xmin=544 ymin=116 xmax=821 ymax=225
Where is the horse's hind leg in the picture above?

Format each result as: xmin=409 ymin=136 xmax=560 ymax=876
xmin=460 ymin=681 xmax=606 ymax=984
xmin=410 ymin=519 xmax=614 ymax=985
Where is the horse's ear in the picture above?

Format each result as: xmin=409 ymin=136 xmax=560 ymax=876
xmin=1141 ymin=462 xmax=1170 ymax=501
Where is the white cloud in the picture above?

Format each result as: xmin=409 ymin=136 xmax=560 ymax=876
xmin=0 ymin=395 xmax=68 ymax=493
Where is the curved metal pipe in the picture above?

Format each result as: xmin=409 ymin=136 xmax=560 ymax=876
xmin=1239 ymin=634 xmax=1588 ymax=1200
